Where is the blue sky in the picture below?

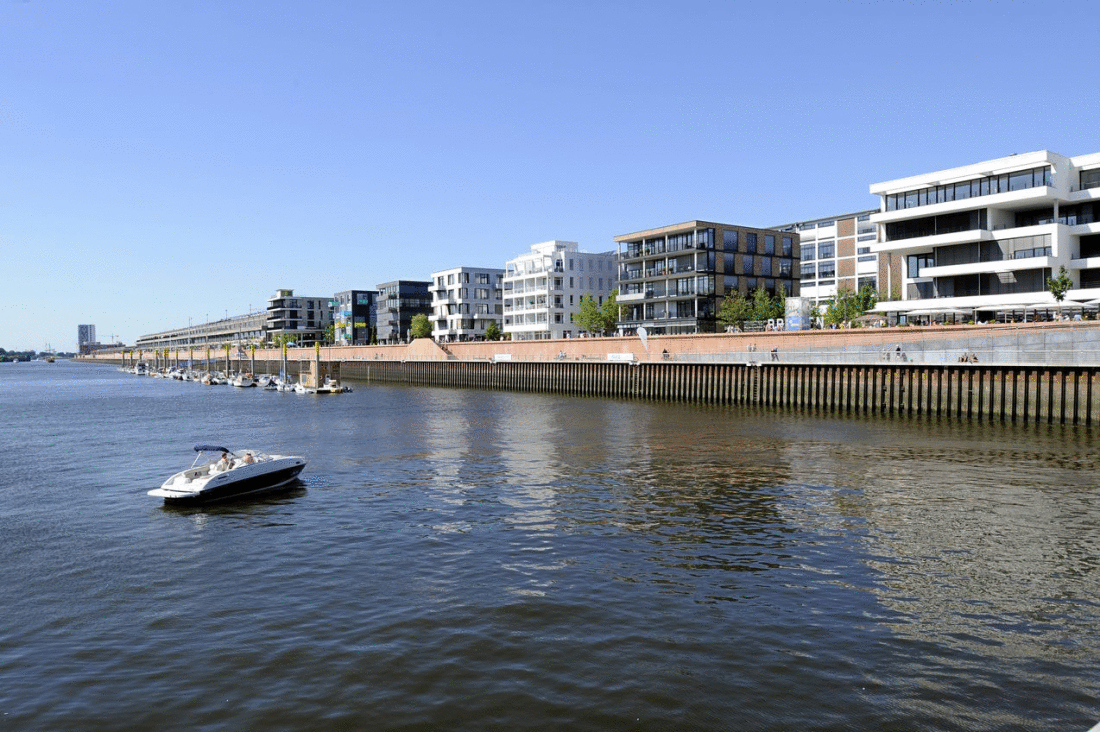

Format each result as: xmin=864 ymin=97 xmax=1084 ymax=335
xmin=2 ymin=0 xmax=1097 ymax=351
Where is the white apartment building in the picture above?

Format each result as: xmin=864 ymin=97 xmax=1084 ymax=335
xmin=871 ymin=150 xmax=1100 ymax=320
xmin=266 ymin=289 xmax=333 ymax=346
xmin=777 ymin=210 xmax=897 ymax=306
xmin=430 ymin=266 xmax=505 ymax=341
xmin=503 ymin=240 xmax=618 ymax=340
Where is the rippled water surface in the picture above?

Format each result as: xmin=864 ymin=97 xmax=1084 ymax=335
xmin=2 ymin=361 xmax=1099 ymax=731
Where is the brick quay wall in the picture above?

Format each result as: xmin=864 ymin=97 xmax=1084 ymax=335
xmin=83 ymin=322 xmax=1100 ymax=426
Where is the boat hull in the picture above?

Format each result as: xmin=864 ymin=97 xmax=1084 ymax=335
xmin=149 ymin=457 xmax=307 ymax=504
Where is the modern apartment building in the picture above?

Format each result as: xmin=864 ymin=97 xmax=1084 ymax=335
xmin=503 ymin=240 xmax=617 ymax=340
xmin=266 ymin=289 xmax=333 ymax=346
xmin=614 ymin=221 xmax=799 ymax=335
xmin=871 ymin=150 xmax=1100 ymax=319
xmin=333 ymin=290 xmax=378 ymax=346
xmin=430 ymin=266 xmax=505 ymax=341
xmin=776 ymin=210 xmax=902 ymax=306
xmin=375 ymin=280 xmax=432 ymax=343
xmin=77 ymin=324 xmax=96 ymax=354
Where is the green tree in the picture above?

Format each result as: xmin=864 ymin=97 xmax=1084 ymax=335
xmin=751 ymin=284 xmax=783 ymax=321
xmin=485 ymin=321 xmax=502 ymax=341
xmin=600 ymin=289 xmax=620 ymax=334
xmin=323 ymin=323 xmax=336 ymax=345
xmin=409 ymin=313 xmax=432 ymax=339
xmin=824 ymin=283 xmax=878 ymax=326
xmin=270 ymin=332 xmax=293 ymax=348
xmin=1047 ymin=265 xmax=1073 ymax=302
xmin=575 ymin=290 xmax=619 ymax=335
xmin=717 ymin=291 xmax=753 ymax=329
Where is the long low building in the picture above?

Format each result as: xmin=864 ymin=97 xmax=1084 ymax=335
xmin=134 ymin=312 xmax=267 ymax=352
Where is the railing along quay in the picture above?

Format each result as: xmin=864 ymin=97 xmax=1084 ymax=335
xmin=342 ymin=360 xmax=1100 ymax=426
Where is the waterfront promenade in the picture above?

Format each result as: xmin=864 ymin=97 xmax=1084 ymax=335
xmin=86 ymin=321 xmax=1100 ymax=369
xmin=82 ymin=322 xmax=1100 ymax=427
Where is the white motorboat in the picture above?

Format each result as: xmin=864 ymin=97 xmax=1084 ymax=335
xmin=149 ymin=445 xmax=307 ymax=504
xmin=229 ymin=372 xmax=256 ymax=388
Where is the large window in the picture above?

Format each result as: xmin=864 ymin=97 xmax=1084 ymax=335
xmin=1081 ymin=168 xmax=1100 ymax=191
xmin=782 ymin=236 xmax=794 ymax=257
xmin=817 ymin=241 xmax=835 ymax=259
xmin=745 ymin=233 xmax=757 ymax=253
xmin=907 ymin=253 xmax=935 ymax=278
xmin=801 ymin=244 xmax=816 ymax=261
xmin=764 ymin=235 xmax=775 ymax=255
xmin=723 ymin=230 xmax=738 ymax=249
xmin=885 ymin=166 xmax=1051 ymax=210
xmin=886 ymin=209 xmax=987 ymax=241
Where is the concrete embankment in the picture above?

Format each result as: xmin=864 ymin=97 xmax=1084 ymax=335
xmin=81 ymin=322 xmax=1100 ymax=425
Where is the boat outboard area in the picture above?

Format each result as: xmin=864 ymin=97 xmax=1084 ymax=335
xmin=149 ymin=444 xmax=307 ymax=505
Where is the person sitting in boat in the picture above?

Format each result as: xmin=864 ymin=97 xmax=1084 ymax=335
xmin=215 ymin=453 xmax=232 ymax=471
xmin=243 ymin=452 xmax=255 ymax=465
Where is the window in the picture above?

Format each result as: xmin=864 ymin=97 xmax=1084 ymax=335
xmin=782 ymin=236 xmax=794 ymax=257
xmin=885 ymin=166 xmax=1051 ymax=210
xmin=1081 ymin=168 xmax=1100 ymax=191
xmin=801 ymin=263 xmax=816 ymax=279
xmin=723 ymin=230 xmax=739 ymax=249
xmin=907 ymin=253 xmax=935 ymax=278
xmin=801 ymin=245 xmax=815 ymax=261
xmin=818 ymin=241 xmax=835 ymax=259
xmin=760 ymin=257 xmax=772 ymax=276
xmin=745 ymin=233 xmax=757 ymax=253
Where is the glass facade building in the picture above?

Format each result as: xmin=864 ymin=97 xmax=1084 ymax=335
xmin=615 ymin=221 xmax=799 ymax=335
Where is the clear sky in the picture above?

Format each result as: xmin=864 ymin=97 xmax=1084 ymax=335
xmin=2 ymin=0 xmax=1097 ymax=351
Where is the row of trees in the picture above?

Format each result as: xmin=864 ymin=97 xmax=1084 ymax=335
xmin=407 ymin=292 xmax=621 ymax=341
xmin=374 ymin=267 xmax=1082 ymax=343
xmin=408 ymin=314 xmax=504 ymax=341
xmin=717 ymin=285 xmax=788 ymax=329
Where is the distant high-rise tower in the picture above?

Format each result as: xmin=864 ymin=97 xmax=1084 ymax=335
xmin=77 ymin=324 xmax=96 ymax=352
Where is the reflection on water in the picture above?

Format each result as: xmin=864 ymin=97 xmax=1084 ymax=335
xmin=2 ymin=364 xmax=1099 ymax=730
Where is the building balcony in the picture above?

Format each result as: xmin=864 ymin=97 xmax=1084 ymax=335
xmin=920 ymin=255 xmax=1054 ymax=279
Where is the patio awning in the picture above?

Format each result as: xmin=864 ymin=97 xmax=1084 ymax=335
xmin=903 ymin=307 xmax=973 ymax=316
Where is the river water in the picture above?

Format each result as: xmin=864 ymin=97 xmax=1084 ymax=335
xmin=1 ymin=360 xmax=1098 ymax=731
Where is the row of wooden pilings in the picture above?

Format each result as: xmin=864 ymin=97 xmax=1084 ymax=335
xmin=342 ymin=360 xmax=1100 ymax=426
